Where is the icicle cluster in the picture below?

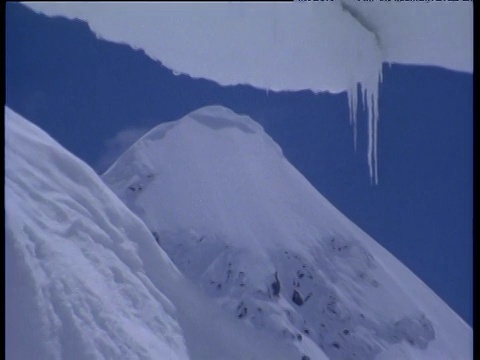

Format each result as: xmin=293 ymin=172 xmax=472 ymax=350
xmin=347 ymin=55 xmax=383 ymax=185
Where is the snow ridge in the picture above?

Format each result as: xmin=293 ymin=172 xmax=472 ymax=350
xmin=5 ymin=107 xmax=189 ymax=360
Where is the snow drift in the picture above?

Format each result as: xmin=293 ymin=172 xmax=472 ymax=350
xmin=103 ymin=105 xmax=473 ymax=359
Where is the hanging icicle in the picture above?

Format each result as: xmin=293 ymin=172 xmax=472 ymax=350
xmin=347 ymin=64 xmax=382 ymax=185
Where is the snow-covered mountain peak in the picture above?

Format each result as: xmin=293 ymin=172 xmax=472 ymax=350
xmin=103 ymin=105 xmax=344 ymax=257
xmin=184 ymin=104 xmax=262 ymax=132
xmin=5 ymin=106 xmax=308 ymax=360
xmin=103 ymin=106 xmax=472 ymax=359
xmin=129 ymin=104 xmax=282 ymax=158
xmin=5 ymin=104 xmax=470 ymax=359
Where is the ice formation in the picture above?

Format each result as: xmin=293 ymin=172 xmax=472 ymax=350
xmin=23 ymin=1 xmax=472 ymax=183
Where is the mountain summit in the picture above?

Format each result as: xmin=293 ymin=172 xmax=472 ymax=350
xmin=103 ymin=105 xmax=472 ymax=359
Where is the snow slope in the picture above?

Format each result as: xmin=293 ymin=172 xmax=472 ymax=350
xmin=5 ymin=106 xmax=190 ymax=359
xmin=103 ymin=105 xmax=473 ymax=359
xmin=5 ymin=106 xmax=304 ymax=360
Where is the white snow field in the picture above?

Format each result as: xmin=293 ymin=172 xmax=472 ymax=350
xmin=103 ymin=105 xmax=473 ymax=360
xmin=23 ymin=1 xmax=473 ymax=184
xmin=5 ymin=106 xmax=304 ymax=360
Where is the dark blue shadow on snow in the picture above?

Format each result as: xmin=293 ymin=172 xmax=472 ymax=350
xmin=6 ymin=3 xmax=473 ymax=325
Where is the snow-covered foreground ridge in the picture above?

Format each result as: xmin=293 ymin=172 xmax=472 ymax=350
xmin=103 ymin=105 xmax=473 ymax=360
xmin=5 ymin=107 xmax=304 ymax=360
xmin=5 ymin=106 xmax=189 ymax=359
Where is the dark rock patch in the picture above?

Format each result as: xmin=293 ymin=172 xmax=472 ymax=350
xmin=271 ymin=271 xmax=281 ymax=296
xmin=292 ymin=290 xmax=304 ymax=306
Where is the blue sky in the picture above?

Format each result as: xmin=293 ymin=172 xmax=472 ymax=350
xmin=6 ymin=3 xmax=472 ymax=324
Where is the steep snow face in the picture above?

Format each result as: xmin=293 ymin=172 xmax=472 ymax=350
xmin=103 ymin=105 xmax=472 ymax=360
xmin=5 ymin=106 xmax=190 ymax=360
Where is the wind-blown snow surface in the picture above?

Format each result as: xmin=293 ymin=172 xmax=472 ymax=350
xmin=5 ymin=107 xmax=303 ymax=360
xmin=103 ymin=105 xmax=473 ymax=360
